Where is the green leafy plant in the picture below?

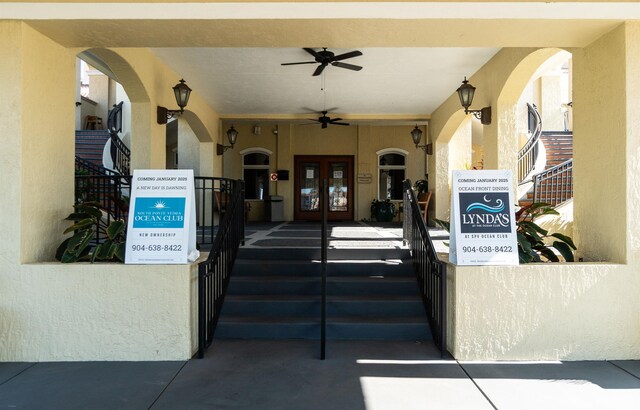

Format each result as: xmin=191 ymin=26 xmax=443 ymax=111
xmin=371 ymin=198 xmax=396 ymax=222
xmin=434 ymin=202 xmax=576 ymax=264
xmin=516 ymin=202 xmax=576 ymax=263
xmin=56 ymin=202 xmax=126 ymax=263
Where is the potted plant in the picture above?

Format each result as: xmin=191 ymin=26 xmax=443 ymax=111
xmin=371 ymin=198 xmax=396 ymax=222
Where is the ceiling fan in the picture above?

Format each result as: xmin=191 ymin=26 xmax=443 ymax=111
xmin=304 ymin=110 xmax=350 ymax=129
xmin=282 ymin=48 xmax=363 ymax=76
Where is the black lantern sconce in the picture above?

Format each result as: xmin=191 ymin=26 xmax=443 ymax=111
xmin=456 ymin=77 xmax=491 ymax=125
xmin=217 ymin=126 xmax=238 ymax=155
xmin=157 ymin=79 xmax=192 ymax=124
xmin=411 ymin=125 xmax=432 ymax=155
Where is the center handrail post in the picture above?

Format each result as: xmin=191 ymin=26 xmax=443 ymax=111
xmin=320 ymin=178 xmax=328 ymax=360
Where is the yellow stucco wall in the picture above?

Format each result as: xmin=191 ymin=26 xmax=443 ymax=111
xmin=0 ymin=22 xmax=210 ymax=361
xmin=445 ymin=23 xmax=640 ymax=360
xmin=221 ymin=122 xmax=426 ymax=221
xmin=1 ymin=262 xmax=198 ymax=361
xmin=447 ymin=262 xmax=639 ymax=361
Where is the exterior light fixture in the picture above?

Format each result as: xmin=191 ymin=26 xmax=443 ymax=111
xmin=456 ymin=77 xmax=491 ymax=125
xmin=157 ymin=79 xmax=192 ymax=124
xmin=217 ymin=125 xmax=238 ymax=155
xmin=411 ymin=125 xmax=432 ymax=155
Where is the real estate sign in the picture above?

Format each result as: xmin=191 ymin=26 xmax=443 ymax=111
xmin=450 ymin=170 xmax=518 ymax=265
xmin=125 ymin=169 xmax=198 ymax=264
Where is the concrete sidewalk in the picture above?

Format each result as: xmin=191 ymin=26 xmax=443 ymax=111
xmin=2 ymin=340 xmax=640 ymax=410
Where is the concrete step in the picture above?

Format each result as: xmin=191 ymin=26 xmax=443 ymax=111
xmin=222 ymin=295 xmax=320 ymax=317
xmin=227 ymin=276 xmax=320 ymax=295
xmin=215 ymin=316 xmax=319 ymax=339
xmin=237 ymin=247 xmax=410 ymax=261
xmin=232 ymin=259 xmax=413 ymax=277
xmin=327 ymin=296 xmax=425 ymax=317
xmin=328 ymin=276 xmax=419 ymax=296
xmin=327 ymin=317 xmax=431 ymax=341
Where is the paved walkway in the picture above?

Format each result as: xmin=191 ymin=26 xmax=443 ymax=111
xmin=2 ymin=340 xmax=640 ymax=409
xmin=3 ymin=222 xmax=639 ymax=409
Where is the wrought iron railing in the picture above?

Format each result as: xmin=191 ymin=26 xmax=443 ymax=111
xmin=193 ymin=177 xmax=234 ymax=246
xmin=197 ymin=179 xmax=245 ymax=358
xmin=74 ymin=173 xmax=131 ymax=244
xmin=518 ymin=103 xmax=542 ymax=183
xmin=74 ymin=172 xmax=235 ymax=247
xmin=533 ymin=159 xmax=573 ymax=207
xmin=107 ymin=102 xmax=131 ymax=176
xmin=403 ymin=180 xmax=447 ymax=357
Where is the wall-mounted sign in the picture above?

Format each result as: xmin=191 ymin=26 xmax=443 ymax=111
xmin=270 ymin=172 xmax=278 ymax=181
xmin=450 ymin=170 xmax=518 ymax=266
xmin=357 ymin=173 xmax=372 ymax=184
xmin=125 ymin=169 xmax=198 ymax=264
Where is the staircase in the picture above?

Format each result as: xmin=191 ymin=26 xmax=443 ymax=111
xmin=75 ymin=130 xmax=110 ymax=167
xmin=519 ymin=130 xmax=573 ymax=208
xmin=215 ymin=247 xmax=431 ymax=341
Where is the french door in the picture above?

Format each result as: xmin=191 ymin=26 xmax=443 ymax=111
xmin=294 ymin=155 xmax=354 ymax=221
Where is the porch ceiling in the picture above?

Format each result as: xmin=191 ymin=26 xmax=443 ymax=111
xmin=13 ymin=1 xmax=637 ymax=117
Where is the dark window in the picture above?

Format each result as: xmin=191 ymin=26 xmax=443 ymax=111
xmin=379 ymin=153 xmax=405 ymax=166
xmin=244 ymin=153 xmax=270 ymax=166
xmin=244 ymin=168 xmax=269 ymax=200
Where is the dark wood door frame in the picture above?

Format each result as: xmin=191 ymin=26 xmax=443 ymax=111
xmin=294 ymin=155 xmax=354 ymax=221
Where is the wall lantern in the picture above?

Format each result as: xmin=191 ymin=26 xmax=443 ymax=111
xmin=217 ymin=126 xmax=238 ymax=155
xmin=456 ymin=77 xmax=491 ymax=125
xmin=157 ymin=79 xmax=192 ymax=124
xmin=411 ymin=125 xmax=432 ymax=155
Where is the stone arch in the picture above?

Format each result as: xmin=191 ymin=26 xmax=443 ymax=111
xmin=80 ymin=48 xmax=150 ymax=103
xmin=181 ymin=111 xmax=213 ymax=143
xmin=78 ymin=48 xmax=152 ymax=168
xmin=497 ymin=48 xmax=570 ymax=108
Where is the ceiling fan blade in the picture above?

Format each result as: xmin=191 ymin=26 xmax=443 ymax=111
xmin=331 ymin=62 xmax=363 ymax=71
xmin=330 ymin=118 xmax=343 ymax=122
xmin=324 ymin=107 xmax=339 ymax=113
xmin=312 ymin=64 xmax=326 ymax=76
xmin=332 ymin=50 xmax=363 ymax=61
xmin=303 ymin=48 xmax=320 ymax=58
xmin=281 ymin=61 xmax=317 ymax=66
xmin=331 ymin=122 xmax=350 ymax=126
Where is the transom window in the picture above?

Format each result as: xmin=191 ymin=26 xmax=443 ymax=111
xmin=378 ymin=151 xmax=406 ymax=200
xmin=243 ymin=151 xmax=270 ymax=200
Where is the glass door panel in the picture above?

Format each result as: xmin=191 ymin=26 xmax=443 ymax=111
xmin=294 ymin=155 xmax=353 ymax=221
xmin=329 ymin=162 xmax=348 ymax=212
xmin=300 ymin=163 xmax=320 ymax=212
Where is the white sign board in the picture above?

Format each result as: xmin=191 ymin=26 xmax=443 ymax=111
xmin=450 ymin=170 xmax=519 ymax=265
xmin=125 ymin=169 xmax=199 ymax=264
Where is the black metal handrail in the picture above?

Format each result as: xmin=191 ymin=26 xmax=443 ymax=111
xmin=403 ymin=180 xmax=447 ymax=357
xmin=107 ymin=102 xmax=131 ymax=176
xmin=320 ymin=178 xmax=328 ymax=360
xmin=518 ymin=103 xmax=542 ymax=183
xmin=75 ymin=155 xmax=119 ymax=177
xmin=74 ymin=172 xmax=237 ymax=247
xmin=193 ymin=177 xmax=234 ymax=246
xmin=197 ymin=178 xmax=245 ymax=358
xmin=533 ymin=159 xmax=573 ymax=207
xmin=74 ymin=173 xmax=131 ymax=244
